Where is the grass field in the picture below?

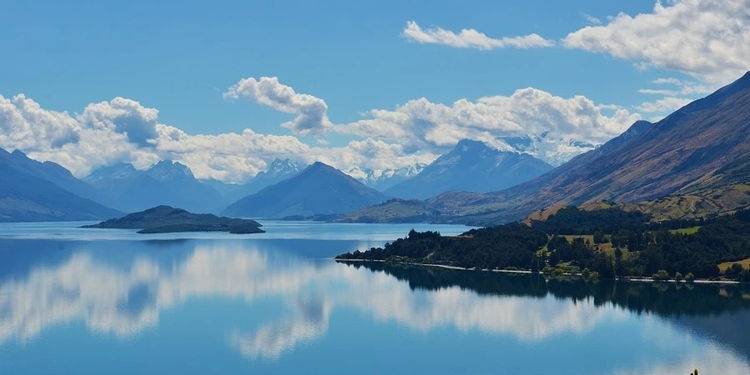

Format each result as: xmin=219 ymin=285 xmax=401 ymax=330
xmin=669 ymin=226 xmax=701 ymax=235
xmin=718 ymin=257 xmax=750 ymax=272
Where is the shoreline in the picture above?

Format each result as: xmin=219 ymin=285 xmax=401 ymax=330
xmin=334 ymin=258 xmax=742 ymax=285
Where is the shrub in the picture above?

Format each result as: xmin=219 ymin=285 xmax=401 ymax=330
xmin=652 ymin=269 xmax=670 ymax=281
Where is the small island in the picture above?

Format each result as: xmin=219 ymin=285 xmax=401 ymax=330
xmin=83 ymin=205 xmax=264 ymax=234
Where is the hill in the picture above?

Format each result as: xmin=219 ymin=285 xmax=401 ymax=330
xmin=385 ymin=139 xmax=552 ymax=199
xmin=223 ymin=162 xmax=389 ymax=218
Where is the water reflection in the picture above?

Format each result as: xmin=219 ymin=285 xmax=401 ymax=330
xmin=0 ymin=238 xmax=749 ymax=374
xmin=231 ymin=295 xmax=332 ymax=359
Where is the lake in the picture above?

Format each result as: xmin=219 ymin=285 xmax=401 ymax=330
xmin=0 ymin=221 xmax=748 ymax=374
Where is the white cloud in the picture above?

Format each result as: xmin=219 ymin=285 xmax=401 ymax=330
xmin=78 ymin=97 xmax=159 ymax=146
xmin=0 ymin=81 xmax=640 ymax=181
xmin=649 ymin=77 xmax=715 ymax=96
xmin=231 ymin=297 xmax=331 ymax=360
xmin=0 ymin=94 xmax=81 ymax=151
xmin=652 ymin=77 xmax=683 ymax=86
xmin=635 ymin=96 xmax=692 ymax=114
xmin=338 ymin=88 xmax=639 ymax=165
xmin=638 ymin=88 xmax=678 ymax=96
xmin=402 ymin=21 xmax=554 ymax=50
xmin=0 ymin=94 xmax=158 ymax=176
xmin=0 ymin=92 xmax=437 ymax=183
xmin=224 ymin=76 xmax=332 ymax=134
xmin=152 ymin=125 xmax=312 ymax=182
xmin=580 ymin=13 xmax=602 ymax=25
xmin=563 ymin=0 xmax=750 ymax=84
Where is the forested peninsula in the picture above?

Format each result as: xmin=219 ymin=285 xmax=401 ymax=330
xmin=337 ymin=206 xmax=750 ymax=282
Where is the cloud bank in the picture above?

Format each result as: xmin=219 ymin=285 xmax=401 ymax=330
xmin=339 ymin=88 xmax=638 ymax=165
xmin=0 ymin=77 xmax=638 ymax=181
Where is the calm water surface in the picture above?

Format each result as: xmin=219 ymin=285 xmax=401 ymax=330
xmin=0 ymin=221 xmax=748 ymax=374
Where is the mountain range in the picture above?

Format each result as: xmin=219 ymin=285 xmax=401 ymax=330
xmin=85 ymin=161 xmax=225 ymax=213
xmin=2 ymin=72 xmax=748 ymax=223
xmin=353 ymin=164 xmax=426 ymax=191
xmin=385 ymin=139 xmax=552 ymax=199
xmin=346 ymin=71 xmax=750 ymax=225
xmin=223 ymin=162 xmax=389 ymax=218
xmin=0 ymin=148 xmax=119 ymax=221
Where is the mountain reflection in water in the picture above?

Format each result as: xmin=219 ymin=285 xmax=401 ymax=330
xmin=0 ymin=235 xmax=748 ymax=375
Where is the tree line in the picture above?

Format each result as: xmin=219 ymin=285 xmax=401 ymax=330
xmin=337 ymin=207 xmax=750 ymax=281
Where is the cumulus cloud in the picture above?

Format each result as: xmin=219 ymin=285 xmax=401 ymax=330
xmin=338 ymin=88 xmax=639 ymax=165
xmin=402 ymin=21 xmax=554 ymax=50
xmin=1 ymin=82 xmax=640 ymax=181
xmin=152 ymin=125 xmax=312 ymax=182
xmin=0 ymin=92 xmax=436 ymax=183
xmin=0 ymin=94 xmax=158 ymax=176
xmin=563 ymin=0 xmax=750 ymax=84
xmin=0 ymin=94 xmax=81 ymax=151
xmin=78 ymin=97 xmax=159 ymax=146
xmin=224 ymin=77 xmax=332 ymax=134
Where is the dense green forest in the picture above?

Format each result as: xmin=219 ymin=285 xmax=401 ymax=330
xmin=337 ymin=207 xmax=750 ymax=281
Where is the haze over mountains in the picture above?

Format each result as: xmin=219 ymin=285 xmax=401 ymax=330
xmin=385 ymin=139 xmax=552 ymax=199
xmin=348 ymin=72 xmax=750 ymax=225
xmin=223 ymin=162 xmax=389 ymax=218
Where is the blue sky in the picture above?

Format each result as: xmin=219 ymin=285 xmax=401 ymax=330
xmin=0 ymin=0 xmax=667 ymax=134
xmin=0 ymin=0 xmax=747 ymax=181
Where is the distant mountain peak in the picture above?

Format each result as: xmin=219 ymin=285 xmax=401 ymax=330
xmin=268 ymin=158 xmax=300 ymax=171
xmin=147 ymin=160 xmax=195 ymax=180
xmin=305 ymin=161 xmax=340 ymax=174
xmin=622 ymin=120 xmax=653 ymax=137
xmin=455 ymin=138 xmax=487 ymax=147
xmin=385 ymin=139 xmax=552 ymax=199
xmin=355 ymin=163 xmax=427 ymax=191
xmin=10 ymin=149 xmax=26 ymax=158
xmin=453 ymin=139 xmax=498 ymax=153
xmin=737 ymin=70 xmax=750 ymax=83
xmin=223 ymin=161 xmax=387 ymax=218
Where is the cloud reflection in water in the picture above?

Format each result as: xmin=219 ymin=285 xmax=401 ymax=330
xmin=0 ymin=242 xmax=748 ymax=374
